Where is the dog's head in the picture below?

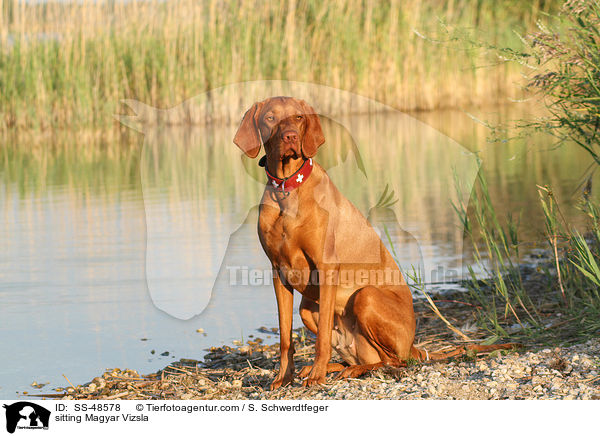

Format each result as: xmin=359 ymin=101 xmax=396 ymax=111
xmin=233 ymin=97 xmax=325 ymax=162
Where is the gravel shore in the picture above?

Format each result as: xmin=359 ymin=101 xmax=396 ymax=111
xmin=55 ymin=335 xmax=600 ymax=400
xmin=39 ymin=280 xmax=600 ymax=401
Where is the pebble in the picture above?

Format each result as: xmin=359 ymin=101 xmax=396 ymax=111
xmin=59 ymin=334 xmax=600 ymax=401
xmin=202 ymin=337 xmax=600 ymax=400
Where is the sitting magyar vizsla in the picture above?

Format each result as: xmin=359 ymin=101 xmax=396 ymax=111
xmin=233 ymin=96 xmax=513 ymax=389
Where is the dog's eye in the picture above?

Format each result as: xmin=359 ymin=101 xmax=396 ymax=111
xmin=265 ymin=115 xmax=275 ymax=122
xmin=296 ymin=115 xmax=303 ymax=120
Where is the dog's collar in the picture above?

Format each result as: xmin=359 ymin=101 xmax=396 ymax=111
xmin=259 ymin=156 xmax=313 ymax=193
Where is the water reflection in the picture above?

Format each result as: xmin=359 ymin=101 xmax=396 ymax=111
xmin=140 ymin=111 xmax=480 ymax=319
xmin=0 ymin=107 xmax=596 ymax=395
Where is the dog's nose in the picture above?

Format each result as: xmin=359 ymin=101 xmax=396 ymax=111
xmin=281 ymin=130 xmax=298 ymax=144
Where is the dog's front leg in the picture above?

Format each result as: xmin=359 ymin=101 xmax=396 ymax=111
xmin=270 ymin=272 xmax=295 ymax=390
xmin=303 ymin=266 xmax=337 ymax=387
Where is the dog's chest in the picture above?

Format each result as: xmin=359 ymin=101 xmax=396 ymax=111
xmin=258 ymin=201 xmax=312 ymax=276
xmin=260 ymin=213 xmax=309 ymax=270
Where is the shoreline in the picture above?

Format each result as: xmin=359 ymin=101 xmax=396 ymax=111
xmin=28 ymin=292 xmax=600 ymax=401
xmin=45 ymin=336 xmax=600 ymax=401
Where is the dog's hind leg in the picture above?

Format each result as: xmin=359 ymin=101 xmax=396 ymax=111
xmin=333 ymin=285 xmax=415 ymax=379
xmin=297 ymin=363 xmax=346 ymax=379
xmin=299 ymin=296 xmax=319 ymax=335
xmin=298 ymin=296 xmax=348 ymax=378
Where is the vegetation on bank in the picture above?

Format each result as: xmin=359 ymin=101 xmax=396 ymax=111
xmin=2 ymin=0 xmax=598 ymax=345
xmin=457 ymin=173 xmax=600 ymax=344
xmin=459 ymin=0 xmax=600 ymax=344
xmin=0 ymin=0 xmax=559 ymax=131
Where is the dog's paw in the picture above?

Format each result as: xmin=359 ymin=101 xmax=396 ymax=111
xmin=297 ymin=366 xmax=312 ymax=379
xmin=270 ymin=373 xmax=294 ymax=390
xmin=334 ymin=363 xmax=384 ymax=380
xmin=302 ymin=376 xmax=326 ymax=387
xmin=301 ymin=369 xmax=327 ymax=387
xmin=334 ymin=366 xmax=363 ymax=380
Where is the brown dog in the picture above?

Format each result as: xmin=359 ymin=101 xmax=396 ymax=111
xmin=234 ymin=96 xmax=514 ymax=389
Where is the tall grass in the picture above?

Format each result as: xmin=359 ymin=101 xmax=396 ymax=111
xmin=458 ymin=172 xmax=540 ymax=337
xmin=457 ymin=174 xmax=600 ymax=342
xmin=0 ymin=0 xmax=558 ymax=132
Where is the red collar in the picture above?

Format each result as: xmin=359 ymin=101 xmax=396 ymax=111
xmin=261 ymin=157 xmax=314 ymax=193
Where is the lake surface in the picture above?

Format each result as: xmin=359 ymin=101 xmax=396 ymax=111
xmin=0 ymin=106 xmax=596 ymax=397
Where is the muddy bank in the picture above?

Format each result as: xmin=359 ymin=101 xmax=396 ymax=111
xmin=35 ymin=290 xmax=600 ymax=400
xmin=50 ymin=336 xmax=599 ymax=400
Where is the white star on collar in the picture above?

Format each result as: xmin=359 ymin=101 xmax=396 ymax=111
xmin=296 ymin=174 xmax=304 ymax=183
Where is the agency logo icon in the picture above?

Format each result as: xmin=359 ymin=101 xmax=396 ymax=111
xmin=2 ymin=402 xmax=50 ymax=433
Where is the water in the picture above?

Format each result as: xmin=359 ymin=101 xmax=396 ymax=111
xmin=0 ymin=107 xmax=595 ymax=397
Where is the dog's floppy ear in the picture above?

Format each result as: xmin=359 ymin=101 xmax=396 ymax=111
xmin=234 ymin=101 xmax=264 ymax=158
xmin=299 ymin=100 xmax=325 ymax=158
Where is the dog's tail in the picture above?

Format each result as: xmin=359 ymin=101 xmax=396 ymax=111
xmin=410 ymin=343 xmax=520 ymax=362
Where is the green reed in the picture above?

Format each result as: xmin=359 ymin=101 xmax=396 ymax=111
xmin=457 ymin=172 xmax=541 ymax=338
xmin=453 ymin=0 xmax=600 ymax=341
xmin=0 ymin=0 xmax=558 ymax=132
xmin=457 ymin=174 xmax=600 ymax=342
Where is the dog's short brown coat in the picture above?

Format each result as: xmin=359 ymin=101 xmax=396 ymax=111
xmin=234 ymin=96 xmax=515 ymax=388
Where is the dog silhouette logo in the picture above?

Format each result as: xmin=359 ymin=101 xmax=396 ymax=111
xmin=3 ymin=402 xmax=50 ymax=433
xmin=120 ymin=81 xmax=479 ymax=320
